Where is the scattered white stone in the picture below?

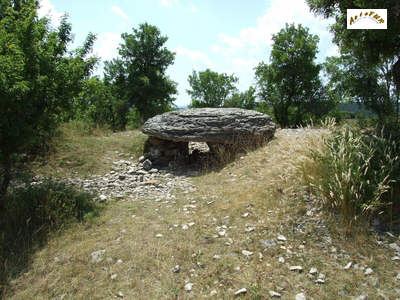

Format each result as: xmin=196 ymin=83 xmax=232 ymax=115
xmin=210 ymin=290 xmax=217 ymax=296
xmin=242 ymin=212 xmax=249 ymax=218
xmin=344 ymin=262 xmax=353 ymax=270
xmin=184 ymin=283 xmax=193 ymax=291
xmin=295 ymin=293 xmax=306 ymax=300
xmin=91 ymin=249 xmax=105 ymax=263
xmin=242 ymin=250 xmax=253 ymax=257
xmin=392 ymin=256 xmax=400 ymax=261
xmin=290 ymin=266 xmax=303 ymax=272
xmin=258 ymin=252 xmax=263 ymax=260
xmin=309 ymin=267 xmax=318 ymax=275
xmin=234 ymin=288 xmax=247 ymax=296
xmin=245 ymin=226 xmax=255 ymax=233
xmin=269 ymin=290 xmax=281 ymax=297
xmin=172 ymin=265 xmax=180 ymax=273
xmin=182 ymin=224 xmax=189 ymax=230
xmin=218 ymin=230 xmax=226 ymax=237
xmin=234 ymin=266 xmax=241 ymax=271
xmin=117 ymin=259 xmax=123 ymax=264
xmin=277 ymin=235 xmax=287 ymax=242
xmin=389 ymin=243 xmax=400 ymax=252
xmin=364 ymin=268 xmax=373 ymax=275
xmin=213 ymin=254 xmax=221 ymax=260
xmin=116 ymin=291 xmax=124 ymax=298
xmin=188 ymin=222 xmax=195 ymax=227
xmin=156 ymin=233 xmax=163 ymax=238
xmin=278 ymin=257 xmax=285 ymax=264
xmin=396 ymin=273 xmax=400 ymax=280
xmin=352 ymin=294 xmax=368 ymax=300
xmin=315 ymin=279 xmax=325 ymax=284
xmin=131 ymin=215 xmax=136 ymax=218
xmin=110 ymin=274 xmax=118 ymax=280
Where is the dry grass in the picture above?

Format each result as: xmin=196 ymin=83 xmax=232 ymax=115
xmin=33 ymin=124 xmax=147 ymax=178
xmin=4 ymin=127 xmax=400 ymax=299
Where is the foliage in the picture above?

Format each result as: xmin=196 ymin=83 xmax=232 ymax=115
xmin=306 ymin=0 xmax=400 ymax=65
xmin=104 ymin=23 xmax=177 ymax=123
xmin=72 ymin=77 xmax=115 ymax=128
xmin=187 ymin=69 xmax=238 ymax=108
xmin=307 ymin=124 xmax=400 ymax=225
xmin=307 ymin=0 xmax=400 ymax=112
xmin=0 ymin=178 xmax=98 ymax=288
xmin=0 ymin=1 xmax=97 ymax=204
xmin=323 ymin=55 xmax=398 ymax=119
xmin=255 ymin=23 xmax=330 ymax=127
xmin=224 ymin=86 xmax=257 ymax=109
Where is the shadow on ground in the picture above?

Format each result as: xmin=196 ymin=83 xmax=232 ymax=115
xmin=0 ymin=180 xmax=98 ymax=298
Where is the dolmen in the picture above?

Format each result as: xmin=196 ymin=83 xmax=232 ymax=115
xmin=141 ymin=107 xmax=276 ymax=165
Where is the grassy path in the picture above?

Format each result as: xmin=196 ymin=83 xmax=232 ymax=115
xmin=6 ymin=129 xmax=400 ymax=299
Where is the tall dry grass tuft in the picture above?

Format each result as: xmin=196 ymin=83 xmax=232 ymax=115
xmin=304 ymin=121 xmax=400 ymax=226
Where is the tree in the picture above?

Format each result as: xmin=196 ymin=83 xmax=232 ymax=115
xmin=187 ymin=69 xmax=238 ymax=108
xmin=104 ymin=23 xmax=177 ymax=124
xmin=0 ymin=0 xmax=97 ymax=203
xmin=224 ymin=86 xmax=257 ymax=110
xmin=323 ymin=55 xmax=398 ymax=119
xmin=72 ymin=77 xmax=116 ymax=127
xmin=255 ymin=23 xmax=324 ymax=127
xmin=306 ymin=0 xmax=400 ymax=93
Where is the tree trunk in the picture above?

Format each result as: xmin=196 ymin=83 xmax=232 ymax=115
xmin=392 ymin=56 xmax=400 ymax=102
xmin=0 ymin=154 xmax=11 ymax=209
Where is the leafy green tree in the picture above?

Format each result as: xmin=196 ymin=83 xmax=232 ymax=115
xmin=255 ymin=23 xmax=324 ymax=127
xmin=307 ymin=0 xmax=400 ymax=63
xmin=323 ymin=55 xmax=397 ymax=119
xmin=187 ymin=69 xmax=238 ymax=108
xmin=306 ymin=0 xmax=400 ymax=96
xmin=104 ymin=23 xmax=177 ymax=124
xmin=224 ymin=86 xmax=257 ymax=109
xmin=72 ymin=77 xmax=115 ymax=127
xmin=0 ymin=0 xmax=97 ymax=203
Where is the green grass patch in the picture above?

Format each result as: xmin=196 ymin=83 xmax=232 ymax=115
xmin=34 ymin=121 xmax=147 ymax=178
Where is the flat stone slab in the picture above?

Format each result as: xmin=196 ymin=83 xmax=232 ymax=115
xmin=141 ymin=108 xmax=276 ymax=144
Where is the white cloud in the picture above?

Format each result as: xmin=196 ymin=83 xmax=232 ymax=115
xmin=38 ymin=0 xmax=63 ymax=27
xmin=161 ymin=0 xmax=179 ymax=8
xmin=190 ymin=4 xmax=198 ymax=13
xmin=174 ymin=46 xmax=215 ymax=69
xmin=214 ymin=0 xmax=335 ymax=59
xmin=94 ymin=32 xmax=122 ymax=62
xmin=111 ymin=6 xmax=128 ymax=20
xmin=232 ymin=58 xmax=258 ymax=70
xmin=219 ymin=33 xmax=244 ymax=49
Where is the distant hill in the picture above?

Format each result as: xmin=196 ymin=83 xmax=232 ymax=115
xmin=338 ymin=103 xmax=374 ymax=117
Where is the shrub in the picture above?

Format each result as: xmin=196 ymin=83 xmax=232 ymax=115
xmin=306 ymin=124 xmax=400 ymax=225
xmin=0 ymin=178 xmax=98 ymax=287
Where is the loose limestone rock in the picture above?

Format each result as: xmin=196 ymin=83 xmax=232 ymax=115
xmin=142 ymin=108 xmax=276 ymax=164
xmin=142 ymin=108 xmax=275 ymax=143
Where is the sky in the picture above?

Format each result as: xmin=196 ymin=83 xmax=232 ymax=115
xmin=37 ymin=0 xmax=339 ymax=107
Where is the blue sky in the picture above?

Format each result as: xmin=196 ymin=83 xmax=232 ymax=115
xmin=38 ymin=0 xmax=338 ymax=107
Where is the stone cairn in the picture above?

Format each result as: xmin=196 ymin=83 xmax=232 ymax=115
xmin=141 ymin=108 xmax=276 ymax=166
